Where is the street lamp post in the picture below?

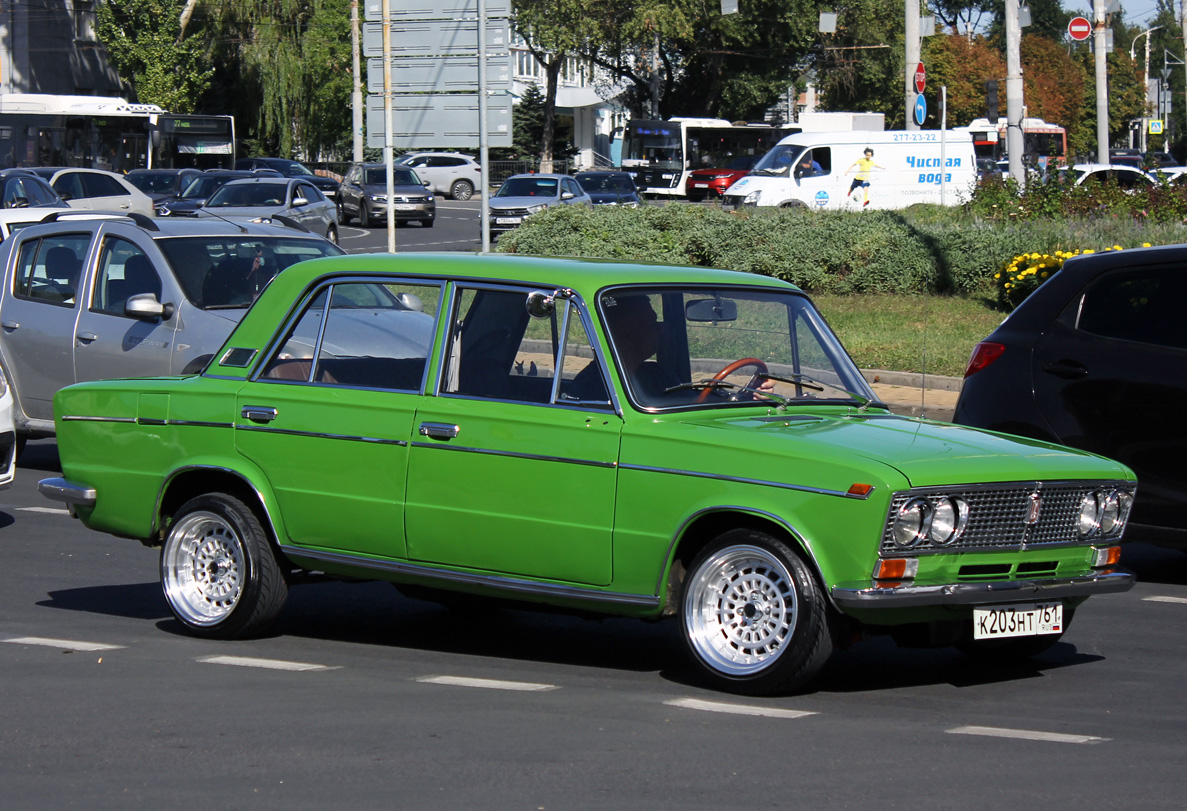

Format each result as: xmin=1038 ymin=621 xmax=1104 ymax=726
xmin=1132 ymin=25 xmax=1162 ymax=151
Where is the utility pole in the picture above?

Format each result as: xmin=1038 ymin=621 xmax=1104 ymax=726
xmin=1095 ymin=0 xmax=1109 ymax=164
xmin=351 ymin=0 xmax=363 ymax=163
xmin=905 ymin=0 xmax=920 ymax=131
xmin=1005 ymin=0 xmax=1024 ymax=183
xmin=1131 ymin=26 xmax=1161 ymax=152
xmin=1181 ymin=1 xmax=1187 ymax=149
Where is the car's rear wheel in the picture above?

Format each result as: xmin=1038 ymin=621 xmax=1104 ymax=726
xmin=451 ymin=179 xmax=474 ymax=200
xmin=161 ymin=493 xmax=288 ymax=639
xmin=681 ymin=529 xmax=833 ymax=695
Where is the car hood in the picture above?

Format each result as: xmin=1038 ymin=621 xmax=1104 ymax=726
xmin=360 ymin=183 xmax=429 ymax=196
xmin=198 ymin=205 xmax=296 ymax=218
xmin=490 ymin=196 xmax=559 ymax=209
xmin=648 ymin=410 xmax=1133 ymax=490
xmin=587 ymin=191 xmax=635 ymax=204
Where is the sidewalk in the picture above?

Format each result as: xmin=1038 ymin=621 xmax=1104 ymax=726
xmin=861 ymin=369 xmax=962 ymax=423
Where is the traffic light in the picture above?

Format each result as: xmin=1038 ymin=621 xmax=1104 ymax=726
xmin=985 ymin=80 xmax=999 ymax=121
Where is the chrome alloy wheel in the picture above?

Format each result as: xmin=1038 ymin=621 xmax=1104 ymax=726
xmin=684 ymin=544 xmax=799 ymax=676
xmin=162 ymin=510 xmax=248 ymax=627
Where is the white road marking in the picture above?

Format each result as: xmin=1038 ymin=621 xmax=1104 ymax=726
xmin=947 ymin=725 xmax=1107 ymax=744
xmin=15 ymin=507 xmax=70 ymax=515
xmin=1144 ymin=596 xmax=1187 ymax=604
xmin=197 ymin=655 xmax=337 ymax=672
xmin=416 ymin=675 xmax=558 ymax=692
xmin=3 ymin=636 xmax=125 ymax=652
xmin=665 ymin=697 xmax=817 ymax=719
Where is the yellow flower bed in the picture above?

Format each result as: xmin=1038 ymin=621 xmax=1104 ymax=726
xmin=995 ymin=243 xmax=1151 ymax=309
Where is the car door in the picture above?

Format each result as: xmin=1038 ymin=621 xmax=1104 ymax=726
xmin=1031 ymin=263 xmax=1187 ymax=527
xmin=0 ymin=230 xmax=93 ymax=422
xmin=405 ymin=283 xmax=622 ymax=585
xmin=234 ymin=279 xmax=441 ymax=556
xmin=79 ymin=171 xmax=137 ymax=211
xmin=73 ymin=232 xmax=180 ymax=380
xmin=291 ymin=182 xmax=326 ymax=233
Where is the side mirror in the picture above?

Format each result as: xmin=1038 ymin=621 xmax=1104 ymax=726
xmin=293 ymin=196 xmax=309 ymax=207
xmin=125 ymin=292 xmax=174 ymax=321
xmin=561 ymin=191 xmax=575 ymax=200
xmin=525 ymin=290 xmax=555 ymax=319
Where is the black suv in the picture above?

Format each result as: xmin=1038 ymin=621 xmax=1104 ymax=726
xmin=235 ymin=158 xmax=340 ymax=199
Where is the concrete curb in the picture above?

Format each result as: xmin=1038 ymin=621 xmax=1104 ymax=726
xmin=860 ymin=368 xmax=963 ymax=393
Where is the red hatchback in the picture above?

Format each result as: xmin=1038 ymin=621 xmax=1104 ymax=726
xmin=684 ymin=155 xmax=760 ymax=202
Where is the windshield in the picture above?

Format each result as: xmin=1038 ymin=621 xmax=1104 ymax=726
xmin=157 ymin=236 xmax=344 ymax=309
xmin=180 ymin=175 xmax=238 ymax=199
xmin=496 ymin=177 xmax=559 ymax=197
xmin=127 ymin=172 xmax=184 ymax=194
xmin=620 ymin=120 xmax=682 ymax=170
xmin=750 ymin=144 xmax=803 ymax=176
xmin=596 ymin=286 xmax=876 ymax=410
xmin=205 ymin=183 xmax=289 ymax=207
xmin=364 ymin=168 xmax=420 ymax=186
xmin=577 ymin=174 xmax=634 ymax=193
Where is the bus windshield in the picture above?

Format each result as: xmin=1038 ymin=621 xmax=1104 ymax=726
xmin=620 ymin=120 xmax=683 ymax=170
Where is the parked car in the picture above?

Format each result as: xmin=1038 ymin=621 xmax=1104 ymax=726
xmin=0 ymin=211 xmax=344 ymax=444
xmin=125 ymin=168 xmax=205 ymax=202
xmin=1063 ymin=163 xmax=1157 ymax=190
xmin=684 ymin=155 xmax=760 ymax=201
xmin=41 ymin=253 xmax=1135 ymax=696
xmin=24 ymin=167 xmax=155 ymax=217
xmin=199 ymin=177 xmax=339 ymax=244
xmin=154 ymin=170 xmax=262 ymax=217
xmin=234 ymin=157 xmax=340 ymax=200
xmin=1146 ymin=151 xmax=1179 ymax=170
xmin=488 ymin=173 xmax=592 ymax=236
xmin=0 ymin=364 xmax=15 ymax=487
xmin=336 ymin=163 xmax=435 ymax=227
xmin=574 ymin=171 xmax=641 ymax=206
xmin=394 ymin=152 xmax=482 ymax=200
xmin=955 ymin=243 xmax=1187 ymax=549
xmin=0 ymin=169 xmax=71 ymax=212
xmin=1108 ymin=148 xmax=1144 ymax=169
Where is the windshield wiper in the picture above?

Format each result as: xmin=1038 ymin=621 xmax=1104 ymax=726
xmin=664 ymin=379 xmax=790 ymax=408
xmin=756 ymin=372 xmax=879 ymax=410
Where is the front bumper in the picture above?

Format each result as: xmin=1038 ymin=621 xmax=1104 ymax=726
xmin=831 ymin=569 xmax=1134 ymax=608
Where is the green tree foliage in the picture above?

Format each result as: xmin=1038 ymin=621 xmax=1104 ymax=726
xmin=512 ymin=84 xmax=573 ymax=160
xmin=814 ymin=0 xmax=906 ymax=128
xmin=95 ymin=0 xmax=213 ymax=113
xmin=921 ymin=35 xmax=1005 ymax=125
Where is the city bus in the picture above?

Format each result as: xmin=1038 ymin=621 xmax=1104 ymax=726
xmin=965 ymin=116 xmax=1067 ymax=173
xmin=617 ymin=118 xmax=784 ymax=197
xmin=0 ymin=94 xmax=235 ymax=172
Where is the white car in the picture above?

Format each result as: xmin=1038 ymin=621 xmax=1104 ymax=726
xmin=0 ymin=365 xmax=15 ymax=488
xmin=27 ymin=167 xmax=156 ymax=217
xmin=394 ymin=152 xmax=482 ymax=200
xmin=1063 ymin=163 xmax=1158 ymax=190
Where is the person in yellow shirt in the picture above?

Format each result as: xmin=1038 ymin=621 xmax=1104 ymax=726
xmin=845 ymin=148 xmax=884 ymax=207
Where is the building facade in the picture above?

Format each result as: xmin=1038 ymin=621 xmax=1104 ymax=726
xmin=2 ymin=0 xmax=123 ymax=96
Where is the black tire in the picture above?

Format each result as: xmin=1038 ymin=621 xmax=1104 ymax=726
xmin=955 ymin=608 xmax=1075 ymax=661
xmin=325 ymin=225 xmax=339 ymax=245
xmin=160 ymin=493 xmax=288 ymax=639
xmin=450 ymin=179 xmax=474 ymax=200
xmin=362 ymin=206 xmax=375 ymax=228
xmin=422 ymin=218 xmax=434 ymax=228
xmin=687 ymin=194 xmax=706 ymax=203
xmin=336 ymin=201 xmax=350 ymax=226
xmin=681 ymin=529 xmax=833 ymax=695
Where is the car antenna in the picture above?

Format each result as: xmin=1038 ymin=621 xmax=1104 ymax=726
xmin=193 ymin=208 xmax=249 ymax=233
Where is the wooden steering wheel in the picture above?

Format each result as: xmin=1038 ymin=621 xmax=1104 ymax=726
xmin=696 ymin=357 xmax=769 ymax=403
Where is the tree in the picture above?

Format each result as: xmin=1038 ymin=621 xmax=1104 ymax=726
xmin=921 ymin=34 xmax=1005 ymax=125
xmin=95 ymin=0 xmax=213 ymax=113
xmin=813 ymin=0 xmax=907 ymax=127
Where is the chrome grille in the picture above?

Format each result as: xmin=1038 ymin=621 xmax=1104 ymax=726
xmin=879 ymin=480 xmax=1135 ymax=556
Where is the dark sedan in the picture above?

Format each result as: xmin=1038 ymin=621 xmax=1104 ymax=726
xmin=575 ymin=171 xmax=641 ymax=206
xmin=125 ymin=168 xmax=205 ymax=202
xmin=953 ymin=244 xmax=1187 ymax=548
xmin=155 ymin=170 xmax=261 ymax=216
xmin=235 ymin=157 xmax=340 ymax=200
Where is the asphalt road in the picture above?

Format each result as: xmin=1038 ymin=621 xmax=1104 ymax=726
xmin=337 ymin=198 xmax=484 ymax=254
xmin=3 ymin=437 xmax=1187 ymax=809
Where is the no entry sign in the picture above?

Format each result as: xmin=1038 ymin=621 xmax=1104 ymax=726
xmin=1068 ymin=16 xmax=1092 ymax=41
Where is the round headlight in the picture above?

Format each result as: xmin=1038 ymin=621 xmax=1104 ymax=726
xmin=1099 ymin=491 xmax=1121 ymax=534
xmin=929 ymin=496 xmax=969 ymax=545
xmin=893 ymin=498 xmax=931 ymax=548
xmin=1077 ymin=492 xmax=1101 ymax=537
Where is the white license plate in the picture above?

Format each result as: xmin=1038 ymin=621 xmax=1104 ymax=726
xmin=973 ymin=602 xmax=1063 ymax=639
xmin=693 ymin=182 xmax=708 ymax=188
xmin=393 ymin=204 xmax=416 ymax=211
xmin=495 ymin=217 xmax=522 ymax=225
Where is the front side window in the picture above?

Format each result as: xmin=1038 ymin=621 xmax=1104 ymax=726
xmin=442 ymin=287 xmax=609 ymax=407
xmin=261 ymin=280 xmax=441 ymax=389
xmin=92 ymin=236 xmax=161 ymax=315
xmin=13 ymin=233 xmax=92 ymax=306
xmin=598 ymin=286 xmax=874 ymax=411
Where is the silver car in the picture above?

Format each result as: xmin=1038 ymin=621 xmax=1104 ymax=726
xmin=0 ymin=212 xmax=344 ymax=443
xmin=488 ymin=173 xmax=592 ymax=236
xmin=200 ymin=177 xmax=340 ymax=244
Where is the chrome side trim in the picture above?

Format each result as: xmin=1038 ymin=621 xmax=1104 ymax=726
xmin=281 ymin=546 xmax=661 ymax=609
xmin=620 ymin=463 xmax=871 ymax=500
xmin=168 ymin=420 xmax=235 ymax=429
xmin=38 ymin=476 xmax=96 ymax=507
xmin=137 ymin=418 xmax=167 ymax=426
xmin=61 ymin=415 xmax=137 ymax=423
xmin=234 ymin=424 xmax=407 ymax=445
xmin=61 ymin=416 xmax=235 ymax=430
xmin=409 ymin=440 xmax=617 ymax=468
xmin=830 ymin=570 xmax=1135 ymax=608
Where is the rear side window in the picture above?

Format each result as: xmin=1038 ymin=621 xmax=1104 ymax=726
xmin=1078 ymin=267 xmax=1187 ymax=350
xmin=12 ymin=233 xmax=92 ymax=306
xmin=80 ymin=172 xmax=126 ymax=198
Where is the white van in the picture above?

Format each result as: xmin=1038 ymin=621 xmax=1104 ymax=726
xmin=722 ymin=130 xmax=977 ymax=211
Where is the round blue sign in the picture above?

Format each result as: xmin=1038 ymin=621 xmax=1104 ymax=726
xmin=914 ymin=93 xmax=927 ymax=126
xmin=814 ymin=190 xmax=829 ymax=207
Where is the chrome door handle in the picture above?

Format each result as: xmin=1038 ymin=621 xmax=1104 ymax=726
xmin=241 ymin=405 xmax=278 ymax=422
xmin=1042 ymin=360 xmax=1088 ymax=380
xmin=419 ymin=422 xmax=459 ymax=440
xmin=77 ymin=332 xmax=98 ymax=343
xmin=1 ymin=320 xmax=18 ymax=330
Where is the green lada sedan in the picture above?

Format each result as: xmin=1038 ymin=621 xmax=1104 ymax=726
xmin=39 ymin=254 xmax=1136 ymax=695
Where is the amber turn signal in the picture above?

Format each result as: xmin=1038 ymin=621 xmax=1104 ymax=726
xmin=1092 ymin=545 xmax=1122 ymax=567
xmin=847 ymin=483 xmax=874 ymax=497
xmin=874 ymin=558 xmax=918 ymax=580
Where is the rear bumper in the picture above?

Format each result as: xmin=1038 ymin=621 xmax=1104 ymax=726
xmin=38 ymin=476 xmax=96 ymax=508
xmin=831 ymin=569 xmax=1134 ymax=608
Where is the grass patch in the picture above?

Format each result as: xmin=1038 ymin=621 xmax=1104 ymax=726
xmin=811 ymin=292 xmax=1006 ymax=378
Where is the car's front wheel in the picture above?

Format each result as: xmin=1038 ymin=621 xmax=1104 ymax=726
xmin=451 ymin=179 xmax=474 ymax=200
xmin=681 ymin=529 xmax=833 ymax=695
xmin=326 ymin=224 xmax=339 ymax=244
xmin=336 ymin=201 xmax=351 ymax=226
xmin=161 ymin=493 xmax=288 ymax=639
